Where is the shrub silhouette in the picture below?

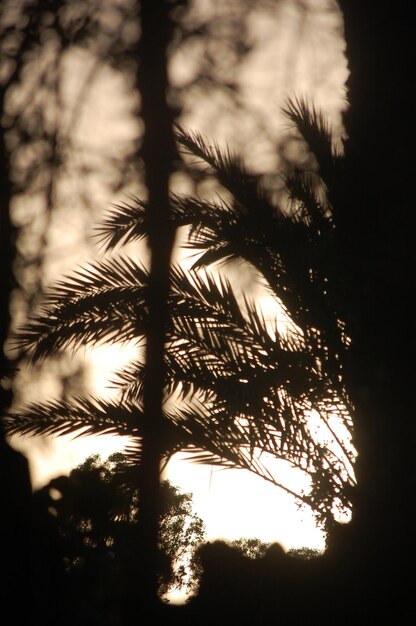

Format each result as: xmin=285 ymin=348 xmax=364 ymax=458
xmin=31 ymin=453 xmax=205 ymax=623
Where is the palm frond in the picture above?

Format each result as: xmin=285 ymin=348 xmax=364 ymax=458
xmin=170 ymin=265 xmax=245 ymax=325
xmin=94 ymin=196 xmax=148 ymax=252
xmin=282 ymin=96 xmax=341 ymax=184
xmin=110 ymin=359 xmax=146 ymax=405
xmin=284 ymin=169 xmax=332 ymax=227
xmin=45 ymin=256 xmax=148 ymax=302
xmin=175 ymin=124 xmax=277 ymax=220
xmin=95 ymin=193 xmax=226 ymax=254
xmin=4 ymin=396 xmax=141 ymax=439
xmin=14 ymin=257 xmax=149 ymax=362
xmin=170 ymin=180 xmax=346 ymax=381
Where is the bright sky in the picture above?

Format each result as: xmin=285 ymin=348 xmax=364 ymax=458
xmin=165 ymin=455 xmax=326 ymax=549
xmin=10 ymin=0 xmax=349 ymax=603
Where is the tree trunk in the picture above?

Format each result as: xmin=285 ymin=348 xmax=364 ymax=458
xmin=329 ymin=1 xmax=414 ymax=614
xmin=0 ymin=87 xmax=32 ymax=619
xmin=133 ymin=0 xmax=177 ymax=614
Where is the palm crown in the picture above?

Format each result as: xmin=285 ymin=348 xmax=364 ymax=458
xmin=6 ymin=99 xmax=355 ymax=529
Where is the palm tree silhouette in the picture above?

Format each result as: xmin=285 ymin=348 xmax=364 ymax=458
xmin=6 ymin=100 xmax=355 ymax=535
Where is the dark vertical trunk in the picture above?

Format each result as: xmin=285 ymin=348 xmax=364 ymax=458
xmin=329 ymin=1 xmax=414 ymax=613
xmin=0 ymin=5 xmax=49 ymax=616
xmin=0 ymin=95 xmax=14 ymax=421
xmin=134 ymin=0 xmax=177 ymax=613
xmin=0 ymin=88 xmax=32 ymax=617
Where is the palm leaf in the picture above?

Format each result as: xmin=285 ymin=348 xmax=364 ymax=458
xmin=94 ymin=196 xmax=148 ymax=252
xmin=4 ymin=396 xmax=141 ymax=439
xmin=282 ymin=96 xmax=339 ymax=182
xmin=175 ymin=125 xmax=275 ymax=220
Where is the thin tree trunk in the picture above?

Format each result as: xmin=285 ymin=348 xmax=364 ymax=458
xmin=0 ymin=86 xmax=32 ymax=619
xmin=0 ymin=92 xmax=14 ymax=421
xmin=134 ymin=0 xmax=177 ymax=613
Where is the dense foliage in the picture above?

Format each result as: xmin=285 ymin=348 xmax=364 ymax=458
xmin=32 ymin=453 xmax=205 ymax=611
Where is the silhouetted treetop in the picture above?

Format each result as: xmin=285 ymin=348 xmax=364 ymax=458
xmin=32 ymin=452 xmax=205 ymax=605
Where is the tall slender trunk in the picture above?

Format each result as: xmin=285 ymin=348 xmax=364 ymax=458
xmin=0 ymin=91 xmax=14 ymax=422
xmin=0 ymin=86 xmax=32 ymax=620
xmin=134 ymin=0 xmax=177 ymax=612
